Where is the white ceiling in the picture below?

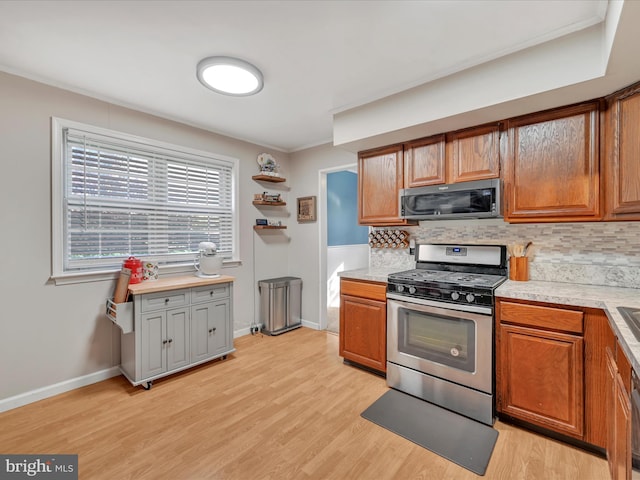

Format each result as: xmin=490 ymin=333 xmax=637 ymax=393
xmin=0 ymin=0 xmax=609 ymax=152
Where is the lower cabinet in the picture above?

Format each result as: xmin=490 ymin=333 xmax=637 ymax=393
xmin=339 ymin=278 xmax=387 ymax=373
xmin=497 ymin=297 xmax=635 ymax=479
xmin=121 ymin=281 xmax=234 ymax=388
xmin=606 ymin=345 xmax=632 ymax=480
xmin=497 ymin=301 xmax=585 ymax=439
xmin=191 ymin=299 xmax=231 ymax=363
xmin=140 ymin=307 xmax=190 ymax=380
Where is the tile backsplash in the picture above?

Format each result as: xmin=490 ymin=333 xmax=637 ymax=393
xmin=369 ymin=219 xmax=640 ymax=288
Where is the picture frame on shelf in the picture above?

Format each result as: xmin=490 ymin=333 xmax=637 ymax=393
xmin=297 ymin=196 xmax=316 ymax=222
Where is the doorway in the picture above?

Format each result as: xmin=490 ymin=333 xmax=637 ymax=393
xmin=319 ymin=165 xmax=369 ymax=333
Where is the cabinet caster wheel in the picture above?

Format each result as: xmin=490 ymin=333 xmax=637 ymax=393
xmin=143 ymin=381 xmax=153 ymax=390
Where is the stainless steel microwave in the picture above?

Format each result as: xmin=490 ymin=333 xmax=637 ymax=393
xmin=399 ymin=178 xmax=501 ymax=220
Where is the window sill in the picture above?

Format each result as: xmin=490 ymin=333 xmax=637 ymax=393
xmin=51 ymin=260 xmax=241 ymax=286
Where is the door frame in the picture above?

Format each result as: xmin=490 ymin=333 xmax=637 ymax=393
xmin=317 ymin=163 xmax=358 ymax=331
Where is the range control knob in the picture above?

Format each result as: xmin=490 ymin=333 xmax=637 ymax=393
xmin=408 ymin=286 xmax=417 ymax=294
xmin=450 ymin=292 xmax=460 ymax=301
xmin=466 ymin=293 xmax=475 ymax=303
xmin=396 ymin=285 xmax=405 ymax=292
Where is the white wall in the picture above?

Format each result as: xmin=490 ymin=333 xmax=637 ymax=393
xmin=327 ymin=245 xmax=369 ymax=309
xmin=0 ymin=71 xmax=290 ymax=405
xmin=333 ymin=1 xmax=640 ymax=153
xmin=288 ymin=144 xmax=358 ymax=328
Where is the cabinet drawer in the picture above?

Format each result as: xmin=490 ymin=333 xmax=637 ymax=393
xmin=340 ymin=279 xmax=387 ymax=302
xmin=140 ymin=289 xmax=189 ymax=312
xmin=500 ymin=301 xmax=584 ymax=334
xmin=191 ymin=283 xmax=230 ymax=304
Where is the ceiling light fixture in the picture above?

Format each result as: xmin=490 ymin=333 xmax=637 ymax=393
xmin=196 ymin=56 xmax=263 ymax=96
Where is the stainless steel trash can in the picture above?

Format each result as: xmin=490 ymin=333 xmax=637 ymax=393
xmin=258 ymin=276 xmax=302 ymax=335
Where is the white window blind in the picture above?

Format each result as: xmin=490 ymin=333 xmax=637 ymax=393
xmin=54 ymin=119 xmax=237 ymax=276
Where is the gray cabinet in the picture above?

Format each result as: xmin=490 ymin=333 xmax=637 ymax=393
xmin=140 ymin=307 xmax=190 ymax=380
xmin=119 ymin=280 xmax=234 ymax=388
xmin=190 ymin=299 xmax=231 ymax=363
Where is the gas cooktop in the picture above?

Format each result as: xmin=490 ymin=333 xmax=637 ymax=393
xmin=386 ymin=243 xmax=508 ymax=309
xmin=388 ymin=268 xmax=506 ymax=289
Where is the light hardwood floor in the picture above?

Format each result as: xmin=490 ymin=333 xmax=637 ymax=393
xmin=0 ymin=328 xmax=608 ymax=479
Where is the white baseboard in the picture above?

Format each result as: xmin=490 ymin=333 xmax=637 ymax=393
xmin=0 ymin=366 xmax=121 ymax=413
xmin=234 ymin=327 xmax=252 ymax=337
xmin=234 ymin=320 xmax=320 ymax=338
xmin=2 ymin=322 xmax=324 ymax=413
xmin=301 ymin=319 xmax=320 ymax=330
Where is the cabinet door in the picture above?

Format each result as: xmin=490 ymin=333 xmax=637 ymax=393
xmin=140 ymin=311 xmax=167 ymax=379
xmin=499 ymin=323 xmax=584 ymax=438
xmin=210 ymin=299 xmax=231 ymax=356
xmin=607 ymin=344 xmax=633 ymax=480
xmin=404 ymin=134 xmax=445 ymax=187
xmin=504 ymin=102 xmax=600 ymax=222
xmin=448 ymin=124 xmax=500 ymax=183
xmin=358 ymin=144 xmax=410 ymax=225
xmin=606 ymin=347 xmax=618 ymax=480
xmin=604 ymin=83 xmax=640 ymax=220
xmin=191 ymin=300 xmax=231 ymax=363
xmin=339 ymin=294 xmax=386 ymax=372
xmin=583 ymin=309 xmax=617 ymax=449
xmin=166 ymin=307 xmax=190 ymax=372
xmin=614 ymin=373 xmax=632 ymax=480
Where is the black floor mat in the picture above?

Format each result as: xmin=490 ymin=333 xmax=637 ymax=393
xmin=361 ymin=389 xmax=498 ymax=476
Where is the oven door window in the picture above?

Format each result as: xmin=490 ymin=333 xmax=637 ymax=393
xmin=397 ymin=307 xmax=475 ymax=373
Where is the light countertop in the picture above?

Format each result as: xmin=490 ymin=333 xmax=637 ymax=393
xmin=338 ymin=267 xmax=407 ymax=284
xmin=338 ymin=267 xmax=640 ymax=374
xmin=496 ymin=280 xmax=640 ymax=374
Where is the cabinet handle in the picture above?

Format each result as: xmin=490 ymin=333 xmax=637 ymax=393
xmin=165 ymin=298 xmax=169 ymax=304
xmin=162 ymin=340 xmax=168 ymax=345
xmin=212 ymin=327 xmax=217 ymax=332
xmin=168 ymin=338 xmax=173 ymax=344
xmin=210 ymin=291 xmax=214 ymax=296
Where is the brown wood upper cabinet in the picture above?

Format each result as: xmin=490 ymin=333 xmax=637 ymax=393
xmin=403 ymin=125 xmax=500 ymax=188
xmin=447 ymin=124 xmax=501 ymax=183
xmin=503 ymin=102 xmax=601 ymax=222
xmin=604 ymin=81 xmax=640 ymax=221
xmin=403 ymin=134 xmax=445 ymax=187
xmin=358 ymin=144 xmax=413 ymax=226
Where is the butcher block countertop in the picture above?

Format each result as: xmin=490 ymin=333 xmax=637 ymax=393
xmin=128 ymin=274 xmax=235 ymax=295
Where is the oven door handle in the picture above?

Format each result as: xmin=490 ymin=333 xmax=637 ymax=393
xmin=386 ymin=292 xmax=493 ymax=316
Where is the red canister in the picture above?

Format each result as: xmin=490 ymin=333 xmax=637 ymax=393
xmin=123 ymin=256 xmax=143 ymax=284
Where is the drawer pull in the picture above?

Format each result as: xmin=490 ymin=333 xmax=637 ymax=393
xmin=165 ymin=298 xmax=170 ymax=303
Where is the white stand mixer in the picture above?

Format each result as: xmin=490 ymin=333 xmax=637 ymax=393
xmin=194 ymin=242 xmax=222 ymax=278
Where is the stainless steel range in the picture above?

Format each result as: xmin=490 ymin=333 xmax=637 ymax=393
xmin=386 ymin=243 xmax=507 ymax=426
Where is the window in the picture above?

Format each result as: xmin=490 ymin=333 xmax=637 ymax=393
xmin=52 ymin=118 xmax=238 ymax=282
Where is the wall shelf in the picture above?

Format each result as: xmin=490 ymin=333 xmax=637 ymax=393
xmin=253 ymin=200 xmax=287 ymax=206
xmin=252 ymin=174 xmax=286 ymax=183
xmin=254 ymin=225 xmax=286 ymax=230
